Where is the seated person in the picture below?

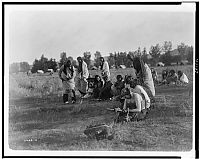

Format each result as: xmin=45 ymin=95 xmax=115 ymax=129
xmin=82 ymin=76 xmax=95 ymax=98
xmin=118 ymin=80 xmax=150 ymax=121
xmin=98 ymin=76 xmax=113 ymax=100
xmin=93 ymin=75 xmax=103 ymax=98
xmin=166 ymin=69 xmax=178 ymax=85
xmin=111 ymin=75 xmax=125 ymax=97
xmin=159 ymin=69 xmax=169 ymax=85
xmin=114 ymin=75 xmax=135 ymax=103
xmin=177 ymin=70 xmax=189 ymax=85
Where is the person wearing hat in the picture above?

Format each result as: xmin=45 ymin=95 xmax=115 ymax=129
xmin=59 ymin=60 xmax=76 ymax=104
xmin=76 ymin=56 xmax=89 ymax=98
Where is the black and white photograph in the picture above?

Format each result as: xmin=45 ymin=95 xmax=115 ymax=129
xmin=3 ymin=2 xmax=197 ymax=158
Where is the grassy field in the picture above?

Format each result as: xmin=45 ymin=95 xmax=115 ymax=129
xmin=8 ymin=65 xmax=193 ymax=151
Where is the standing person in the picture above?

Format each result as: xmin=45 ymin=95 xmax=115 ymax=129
xmin=76 ymin=56 xmax=89 ymax=98
xmin=59 ymin=60 xmax=76 ymax=104
xmin=100 ymin=57 xmax=110 ymax=81
xmin=127 ymin=55 xmax=155 ymax=100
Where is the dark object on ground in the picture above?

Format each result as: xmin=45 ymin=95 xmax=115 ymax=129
xmin=84 ymin=124 xmax=113 ymax=140
xmin=107 ymin=108 xmax=147 ymax=123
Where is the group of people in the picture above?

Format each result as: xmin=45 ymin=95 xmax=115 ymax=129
xmin=150 ymin=68 xmax=189 ymax=86
xmin=58 ymin=56 xmax=112 ymax=104
xmin=59 ymin=55 xmax=156 ymax=121
xmin=58 ymin=54 xmax=189 ymax=122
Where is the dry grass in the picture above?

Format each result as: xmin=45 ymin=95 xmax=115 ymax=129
xmin=8 ymin=65 xmax=193 ymax=151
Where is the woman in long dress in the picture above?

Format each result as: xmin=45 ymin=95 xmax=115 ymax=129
xmin=76 ymin=56 xmax=89 ymax=98
xmin=100 ymin=57 xmax=110 ymax=81
xmin=59 ymin=60 xmax=76 ymax=104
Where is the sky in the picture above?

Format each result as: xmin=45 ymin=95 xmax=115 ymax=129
xmin=6 ymin=4 xmax=195 ymax=65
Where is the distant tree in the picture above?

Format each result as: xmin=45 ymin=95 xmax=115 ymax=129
xmin=114 ymin=52 xmax=117 ymax=68
xmin=83 ymin=52 xmax=91 ymax=68
xmin=172 ymin=55 xmax=181 ymax=64
xmin=59 ymin=52 xmax=67 ymax=67
xmin=177 ymin=43 xmax=187 ymax=60
xmin=94 ymin=51 xmax=102 ymax=68
xmin=187 ymin=46 xmax=193 ymax=64
xmin=116 ymin=52 xmax=121 ymax=67
xmin=9 ymin=63 xmax=20 ymax=73
xmin=149 ymin=44 xmax=162 ymax=64
xmin=31 ymin=54 xmax=57 ymax=73
xmin=160 ymin=52 xmax=172 ymax=66
xmin=47 ymin=58 xmax=57 ymax=72
xmin=20 ymin=62 xmax=30 ymax=72
xmin=107 ymin=53 xmax=115 ymax=67
xmin=162 ymin=41 xmax=172 ymax=53
xmin=31 ymin=59 xmax=41 ymax=73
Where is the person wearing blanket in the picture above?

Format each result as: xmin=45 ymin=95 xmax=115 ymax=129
xmin=127 ymin=55 xmax=155 ymax=101
xmin=178 ymin=71 xmax=189 ymax=84
xmin=77 ymin=56 xmax=89 ymax=98
xmin=100 ymin=57 xmax=111 ymax=81
xmin=59 ymin=60 xmax=76 ymax=104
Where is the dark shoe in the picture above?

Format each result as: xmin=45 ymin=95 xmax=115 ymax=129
xmin=63 ymin=94 xmax=68 ymax=103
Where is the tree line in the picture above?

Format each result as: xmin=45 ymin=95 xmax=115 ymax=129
xmin=9 ymin=41 xmax=193 ymax=74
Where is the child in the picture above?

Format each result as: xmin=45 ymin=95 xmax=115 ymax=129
xmin=111 ymin=75 xmax=125 ymax=97
xmin=98 ymin=76 xmax=113 ymax=100
xmin=93 ymin=75 xmax=103 ymax=98
xmin=178 ymin=71 xmax=189 ymax=85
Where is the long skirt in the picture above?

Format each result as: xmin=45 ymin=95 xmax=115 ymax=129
xmin=62 ymin=80 xmax=75 ymax=94
xmin=77 ymin=78 xmax=88 ymax=94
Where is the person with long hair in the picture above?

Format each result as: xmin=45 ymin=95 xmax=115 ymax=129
xmin=118 ymin=77 xmax=150 ymax=121
xmin=76 ymin=56 xmax=89 ymax=98
xmin=111 ymin=74 xmax=125 ymax=97
xmin=98 ymin=75 xmax=113 ymax=100
xmin=59 ymin=60 xmax=76 ymax=104
xmin=99 ymin=57 xmax=110 ymax=81
xmin=127 ymin=55 xmax=155 ymax=100
xmin=93 ymin=75 xmax=103 ymax=98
